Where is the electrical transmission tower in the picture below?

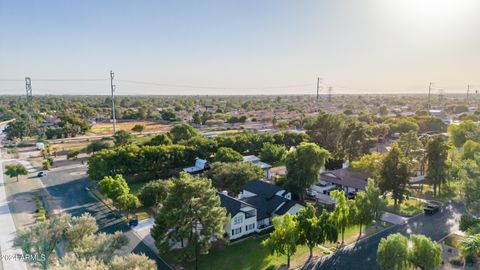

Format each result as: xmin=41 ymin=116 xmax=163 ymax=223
xmin=110 ymin=70 xmax=117 ymax=134
xmin=316 ymin=77 xmax=322 ymax=102
xmin=427 ymin=82 xmax=433 ymax=110
xmin=328 ymin=86 xmax=332 ymax=103
xmin=438 ymin=88 xmax=445 ymax=104
xmin=25 ymin=77 xmax=33 ymax=113
xmin=467 ymin=84 xmax=470 ymax=105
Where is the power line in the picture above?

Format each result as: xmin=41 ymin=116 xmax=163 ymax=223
xmin=117 ymin=79 xmax=315 ymax=90
xmin=0 ymin=78 xmax=107 ymax=82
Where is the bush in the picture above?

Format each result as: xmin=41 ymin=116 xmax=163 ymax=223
xmin=66 ymin=150 xmax=80 ymax=160
xmin=42 ymin=160 xmax=51 ymax=170
xmin=449 ymin=257 xmax=462 ymax=266
xmin=460 ymin=214 xmax=479 ymax=232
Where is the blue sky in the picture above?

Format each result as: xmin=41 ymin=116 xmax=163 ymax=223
xmin=1 ymin=0 xmax=479 ymax=95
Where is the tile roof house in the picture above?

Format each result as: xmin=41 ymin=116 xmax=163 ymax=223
xmin=218 ymin=180 xmax=303 ymax=240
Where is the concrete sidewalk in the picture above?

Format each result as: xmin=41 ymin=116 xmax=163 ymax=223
xmin=0 ymin=152 xmax=28 ymax=270
xmin=381 ymin=212 xmax=409 ymax=225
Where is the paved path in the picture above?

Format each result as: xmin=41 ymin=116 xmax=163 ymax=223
xmin=304 ymin=202 xmax=465 ymax=270
xmin=381 ymin=212 xmax=409 ymax=225
xmin=0 ymin=152 xmax=27 ymax=270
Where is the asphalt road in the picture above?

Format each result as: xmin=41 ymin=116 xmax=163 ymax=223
xmin=305 ymin=202 xmax=466 ymax=270
xmin=40 ymin=165 xmax=171 ymax=270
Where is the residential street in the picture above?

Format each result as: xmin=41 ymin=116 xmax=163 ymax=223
xmin=39 ymin=163 xmax=172 ymax=270
xmin=305 ymin=202 xmax=465 ymax=270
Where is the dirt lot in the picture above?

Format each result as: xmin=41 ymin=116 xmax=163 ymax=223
xmin=90 ymin=121 xmax=171 ymax=135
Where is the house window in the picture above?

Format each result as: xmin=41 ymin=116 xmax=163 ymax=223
xmin=233 ymin=215 xmax=243 ymax=225
xmin=245 ymin=223 xmax=255 ymax=231
xmin=232 ymin=227 xmax=242 ymax=236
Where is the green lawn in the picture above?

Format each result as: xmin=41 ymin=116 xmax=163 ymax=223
xmin=165 ymin=222 xmax=391 ymax=270
xmin=166 ymin=235 xmax=321 ymax=270
xmin=127 ymin=181 xmax=152 ymax=220
xmin=385 ymin=196 xmax=425 ymax=217
xmin=128 ymin=181 xmax=147 ymax=196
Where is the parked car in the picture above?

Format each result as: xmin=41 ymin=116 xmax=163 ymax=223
xmin=424 ymin=203 xmax=440 ymax=215
xmin=37 ymin=171 xmax=47 ymax=177
xmin=306 ymin=189 xmax=317 ymax=200
xmin=129 ymin=218 xmax=139 ymax=227
xmin=346 ymin=192 xmax=356 ymax=200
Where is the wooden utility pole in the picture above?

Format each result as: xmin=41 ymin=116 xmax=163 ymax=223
xmin=110 ymin=70 xmax=116 ymax=134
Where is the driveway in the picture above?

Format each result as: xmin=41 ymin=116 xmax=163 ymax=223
xmin=40 ymin=162 xmax=171 ymax=270
xmin=305 ymin=202 xmax=465 ymax=270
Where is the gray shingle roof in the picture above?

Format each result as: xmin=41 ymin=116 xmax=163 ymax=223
xmin=242 ymin=180 xmax=284 ymax=199
xmin=320 ymin=168 xmax=369 ymax=190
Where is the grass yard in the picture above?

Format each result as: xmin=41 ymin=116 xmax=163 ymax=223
xmin=385 ymin=196 xmax=426 ymax=217
xmin=127 ymin=181 xmax=152 ymax=220
xmin=49 ymin=140 xmax=92 ymax=155
xmin=90 ymin=121 xmax=170 ymax=135
xmin=166 ymin=235 xmax=324 ymax=270
xmin=166 ymin=221 xmax=392 ymax=270
xmin=411 ymin=182 xmax=460 ymax=202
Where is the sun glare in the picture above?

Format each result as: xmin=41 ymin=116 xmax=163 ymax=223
xmin=381 ymin=0 xmax=478 ymax=30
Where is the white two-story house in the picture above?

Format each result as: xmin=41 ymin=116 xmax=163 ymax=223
xmin=218 ymin=180 xmax=303 ymax=240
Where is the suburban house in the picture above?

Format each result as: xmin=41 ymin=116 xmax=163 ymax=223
xmin=243 ymin=155 xmax=272 ymax=179
xmin=218 ymin=180 xmax=303 ymax=240
xmin=183 ymin=159 xmax=208 ymax=174
xmin=311 ymin=168 xmax=370 ymax=198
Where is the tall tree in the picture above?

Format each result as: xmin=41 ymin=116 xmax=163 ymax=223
xmin=409 ymin=234 xmax=442 ymax=270
xmin=364 ymin=178 xmax=386 ymax=221
xmin=341 ymin=121 xmax=373 ymax=162
xmin=139 ymin=179 xmax=173 ymax=207
xmin=259 ymin=142 xmax=286 ymax=164
xmin=330 ymin=190 xmax=350 ymax=244
xmin=353 ymin=191 xmax=374 ymax=237
xmin=151 ymin=173 xmax=227 ymax=262
xmin=207 ymin=162 xmax=263 ymax=195
xmin=296 ymin=204 xmax=319 ymax=259
xmin=459 ymin=157 xmax=480 ymax=212
xmin=168 ymin=123 xmax=199 ymax=143
xmin=115 ymin=193 xmax=139 ymax=219
xmin=113 ymin=130 xmax=134 ymax=147
xmin=425 ymin=135 xmax=449 ymax=196
xmin=378 ymin=144 xmax=412 ymax=205
xmin=397 ymin=130 xmax=423 ymax=162
xmin=297 ymin=204 xmax=338 ymax=258
xmin=285 ymin=142 xmax=330 ymax=201
xmin=462 ymin=140 xmax=480 ymax=160
xmin=98 ymin=174 xmax=129 ymax=201
xmin=376 ymin=233 xmax=409 ymax=270
xmin=215 ymin=147 xmax=243 ymax=163
xmin=458 ymin=234 xmax=480 ymax=266
xmin=305 ymin=112 xmax=345 ymax=158
xmin=448 ymin=120 xmax=480 ymax=147
xmin=350 ymin=153 xmax=383 ymax=178
xmin=5 ymin=163 xmax=28 ymax=182
xmin=146 ymin=133 xmax=172 ymax=146
xmin=14 ymin=214 xmax=71 ymax=270
xmin=262 ymin=214 xmax=299 ymax=268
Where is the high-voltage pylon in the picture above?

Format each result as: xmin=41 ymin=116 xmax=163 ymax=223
xmin=25 ymin=77 xmax=33 ymax=114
